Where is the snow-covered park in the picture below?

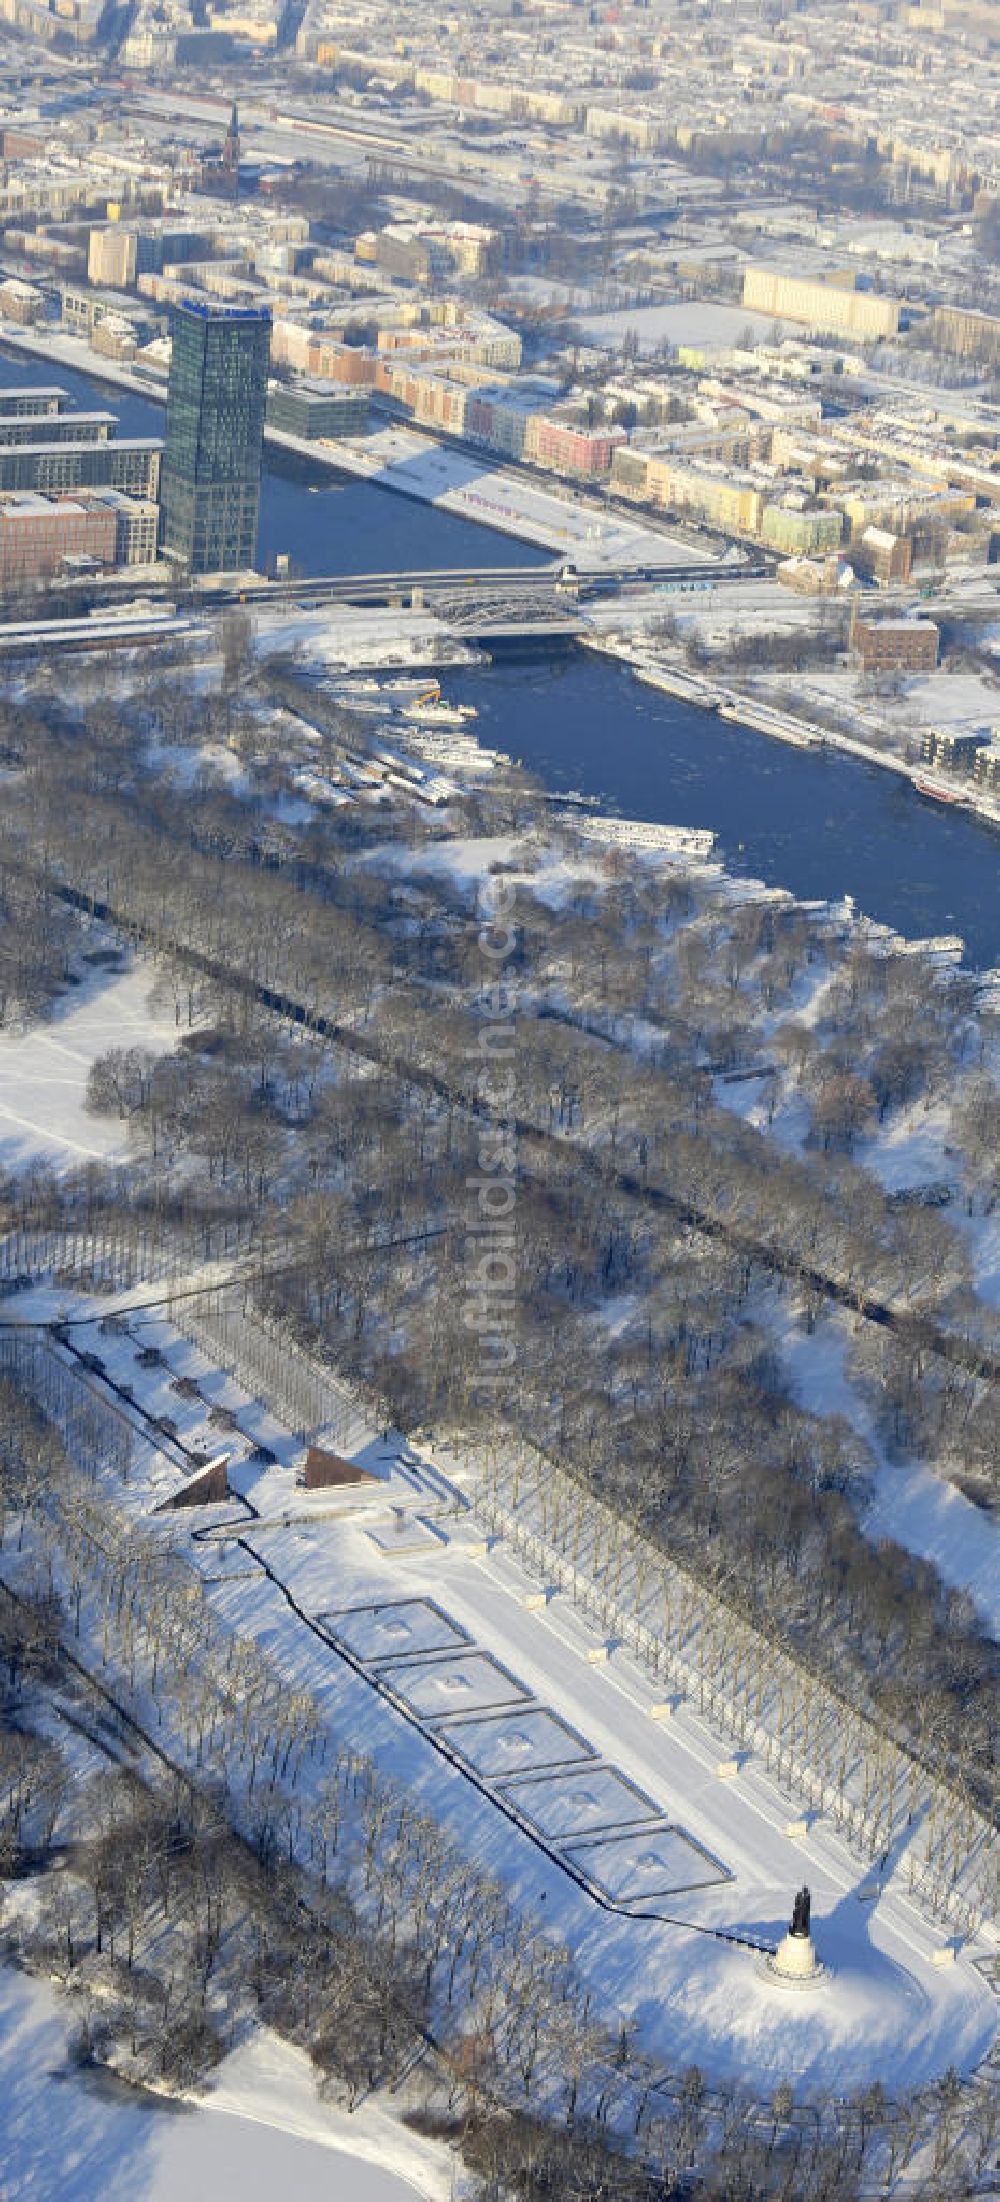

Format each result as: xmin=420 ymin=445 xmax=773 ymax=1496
xmin=0 ymin=862 xmax=994 ymax=2154
xmin=0 ymin=1968 xmax=449 ymax=2202
xmin=7 ymin=1292 xmax=991 ymax=2101
xmin=0 ymin=963 xmax=178 ymax=1174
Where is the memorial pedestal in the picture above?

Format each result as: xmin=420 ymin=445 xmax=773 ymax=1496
xmin=760 ymin=1888 xmax=827 ymax=1989
xmin=764 ymin=1927 xmax=825 ymax=1987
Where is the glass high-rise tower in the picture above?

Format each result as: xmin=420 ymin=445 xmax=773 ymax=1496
xmin=160 ymin=300 xmax=271 ymax=575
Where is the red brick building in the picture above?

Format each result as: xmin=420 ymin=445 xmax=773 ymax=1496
xmin=852 ymin=617 xmax=939 ymax=673
xmin=0 ymin=493 xmax=117 ymax=584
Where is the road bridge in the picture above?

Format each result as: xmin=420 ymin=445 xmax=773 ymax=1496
xmin=204 ymin=557 xmax=769 ymax=611
xmin=0 ymin=557 xmax=770 ymax=659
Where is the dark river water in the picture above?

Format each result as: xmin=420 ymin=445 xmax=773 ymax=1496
xmin=4 ymin=346 xmax=1000 ymax=968
xmin=449 ymin=651 xmax=1000 ymax=968
xmin=0 ymin=349 xmax=547 ymax=578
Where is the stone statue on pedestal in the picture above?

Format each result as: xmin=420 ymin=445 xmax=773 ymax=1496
xmin=763 ymin=1883 xmax=824 ymax=1988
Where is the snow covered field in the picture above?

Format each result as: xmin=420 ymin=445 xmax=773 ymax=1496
xmin=780 ymin=1309 xmax=1000 ymax=1641
xmin=0 ymin=1967 xmax=451 ymax=2202
xmin=254 ymin=600 xmax=483 ymax=672
xmin=579 ymin=301 xmax=780 ymax=357
xmin=357 ymin=834 xmax=621 ymax=910
xmin=0 ymin=963 xmax=178 ymax=1173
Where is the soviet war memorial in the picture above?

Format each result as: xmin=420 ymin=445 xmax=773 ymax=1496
xmin=0 ymin=1 xmax=996 ymax=2197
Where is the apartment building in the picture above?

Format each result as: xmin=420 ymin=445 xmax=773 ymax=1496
xmin=61 ymin=286 xmax=157 ymax=347
xmin=610 ymin=447 xmax=653 ymax=501
xmin=742 ymin=267 xmax=901 ymax=341
xmin=611 ymin=448 xmax=765 ymax=536
xmin=973 ymin=741 xmax=1000 ymax=792
xmin=525 ymin=416 xmax=626 ymax=478
xmin=930 ymin=304 xmax=1000 ymax=362
xmin=854 ymin=527 xmax=913 ymax=585
xmin=92 ymin=315 xmax=143 ymax=361
xmin=0 ymin=388 xmax=70 ymax=420
xmin=0 ymin=440 xmax=162 ymax=499
xmin=358 ymin=220 xmax=498 ymax=287
xmin=465 ymin=385 xmax=552 ymax=462
xmin=921 ymin=725 xmax=988 ymax=771
xmin=0 ymin=411 xmax=114 ymax=447
xmin=0 ymin=278 xmax=44 ymax=324
xmin=89 ymin=489 xmax=159 ymax=566
xmin=760 ymin=502 xmax=844 ymax=555
xmin=839 ymin=483 xmax=974 ymax=542
xmin=88 ymin=226 xmax=138 ymax=290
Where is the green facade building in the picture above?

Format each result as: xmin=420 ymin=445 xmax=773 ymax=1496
xmin=265 ymin=379 xmax=369 ymax=441
xmin=160 ymin=300 xmax=271 ymax=574
xmin=760 ymin=503 xmax=844 ymax=556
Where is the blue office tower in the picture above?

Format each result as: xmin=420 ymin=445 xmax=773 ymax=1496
xmin=160 ymin=299 xmax=271 ymax=574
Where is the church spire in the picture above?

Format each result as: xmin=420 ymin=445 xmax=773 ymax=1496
xmin=222 ymin=102 xmax=240 ymax=194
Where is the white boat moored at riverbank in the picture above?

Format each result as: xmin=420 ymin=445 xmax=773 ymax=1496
xmin=402 ymin=699 xmax=478 ymax=727
xmin=575 ymin=814 xmax=716 ymax=859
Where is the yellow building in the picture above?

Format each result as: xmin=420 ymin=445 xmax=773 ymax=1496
xmin=525 ymin=90 xmax=580 ymax=125
xmin=88 ymin=226 xmax=137 ymax=289
xmin=626 ymin=453 xmax=764 ymax=535
xmin=743 ymin=266 xmax=899 ymax=341
xmin=207 ymin=9 xmax=276 ymax=39
xmin=611 ymin=448 xmax=652 ymax=499
xmin=931 ymin=304 xmax=1000 ymax=361
xmin=414 ymin=67 xmax=457 ymax=100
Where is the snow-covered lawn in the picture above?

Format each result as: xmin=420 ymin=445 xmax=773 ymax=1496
xmin=0 ymin=963 xmax=179 ymax=1172
xmin=253 ymin=600 xmax=480 ymax=672
xmin=0 ymin=1967 xmax=452 ymax=2202
xmin=866 ymin=1460 xmax=1000 ymax=1637
xmin=849 ymin=1097 xmax=1000 ymax=1316
xmin=779 ymin=1308 xmax=1000 ymax=1638
xmin=357 ymin=833 xmax=611 ymax=907
xmin=579 ymin=301 xmax=780 ymax=356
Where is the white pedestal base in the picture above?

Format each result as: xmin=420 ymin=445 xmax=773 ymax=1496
xmin=759 ymin=1930 xmax=827 ymax=1991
